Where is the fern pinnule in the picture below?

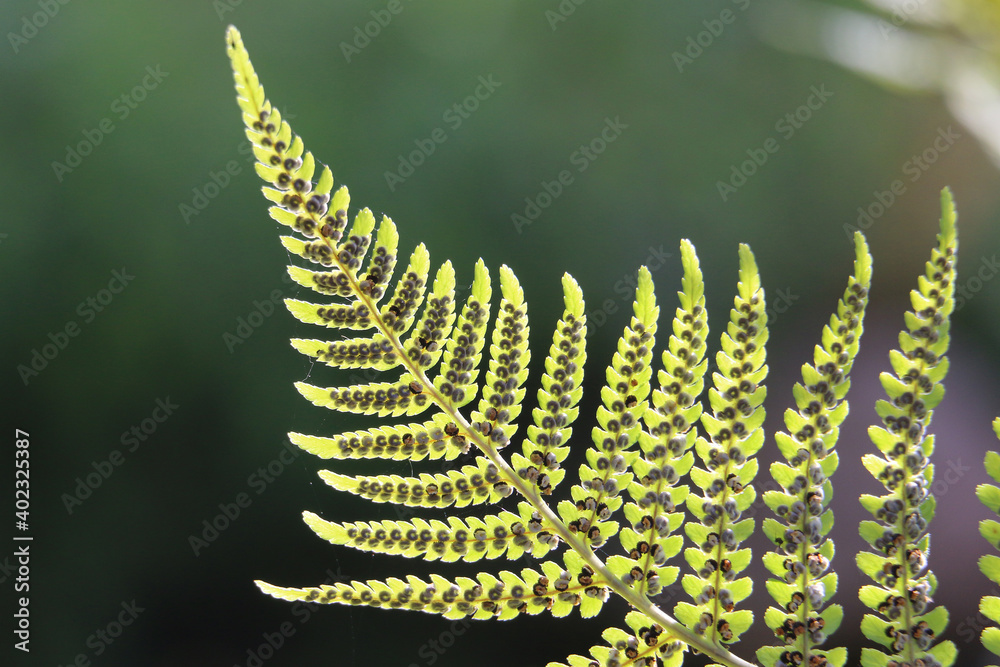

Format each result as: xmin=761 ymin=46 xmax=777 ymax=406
xmin=756 ymin=231 xmax=873 ymax=667
xmin=432 ymin=257 xmax=492 ymax=410
xmin=976 ymin=418 xmax=1000 ymax=663
xmin=856 ymin=188 xmax=958 ymax=667
xmin=553 ymin=610 xmax=688 ymax=667
xmin=674 ymin=244 xmax=766 ymax=648
xmin=315 ymin=456 xmax=506 ymax=509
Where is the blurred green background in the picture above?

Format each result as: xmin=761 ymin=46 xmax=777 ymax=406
xmin=4 ymin=0 xmax=1000 ymax=665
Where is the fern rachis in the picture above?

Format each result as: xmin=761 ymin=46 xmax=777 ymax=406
xmin=225 ymin=24 xmax=971 ymax=667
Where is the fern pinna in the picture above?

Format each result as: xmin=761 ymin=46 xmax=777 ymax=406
xmin=757 ymin=232 xmax=872 ymax=667
xmin=226 ymin=25 xmax=964 ymax=667
xmin=856 ymin=191 xmax=957 ymax=667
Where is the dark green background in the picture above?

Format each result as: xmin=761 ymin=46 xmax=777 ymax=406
xmin=4 ymin=1 xmax=1000 ymax=665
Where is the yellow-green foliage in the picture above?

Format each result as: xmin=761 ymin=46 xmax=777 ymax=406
xmin=225 ymin=25 xmax=972 ymax=667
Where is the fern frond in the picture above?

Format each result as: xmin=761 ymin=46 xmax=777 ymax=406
xmin=977 ymin=418 xmax=1000 ymax=661
xmin=855 ymin=188 xmax=958 ymax=667
xmin=229 ymin=24 xmax=765 ymax=667
xmin=757 ymin=232 xmax=872 ymax=667
xmin=677 ymin=244 xmax=766 ymax=649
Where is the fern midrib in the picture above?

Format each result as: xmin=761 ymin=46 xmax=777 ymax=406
xmin=798 ymin=445 xmax=819 ymax=664
xmin=898 ymin=361 xmax=927 ymax=667
xmin=710 ymin=456 xmax=737 ymax=647
xmin=635 ymin=470 xmax=672 ymax=600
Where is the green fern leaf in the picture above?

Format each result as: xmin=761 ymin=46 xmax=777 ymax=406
xmin=757 ymin=231 xmax=871 ymax=667
xmin=557 ymin=266 xmax=657 ymax=557
xmin=617 ymin=240 xmax=707 ymax=602
xmin=679 ymin=244 xmax=767 ymax=647
xmin=979 ymin=417 xmax=1000 ymax=660
xmin=855 ymin=188 xmax=958 ymax=667
xmin=223 ymin=25 xmax=967 ymax=667
xmin=511 ymin=273 xmax=587 ymax=496
xmin=548 ymin=612 xmax=686 ymax=667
